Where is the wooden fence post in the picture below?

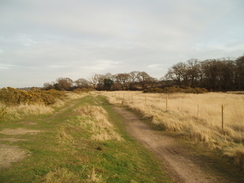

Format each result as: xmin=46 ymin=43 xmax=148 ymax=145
xmin=166 ymin=96 xmax=168 ymax=111
xmin=197 ymin=104 xmax=200 ymax=120
xmin=178 ymin=100 xmax=181 ymax=112
xmin=222 ymin=105 xmax=224 ymax=129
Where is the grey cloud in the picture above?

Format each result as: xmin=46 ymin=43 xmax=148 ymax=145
xmin=0 ymin=0 xmax=243 ymax=88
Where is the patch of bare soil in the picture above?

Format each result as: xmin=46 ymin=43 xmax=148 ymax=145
xmin=0 ymin=138 xmax=27 ymax=142
xmin=113 ymin=107 xmax=231 ymax=183
xmin=0 ymin=128 xmax=40 ymax=169
xmin=0 ymin=144 xmax=28 ymax=170
xmin=20 ymin=122 xmax=37 ymax=125
xmin=0 ymin=128 xmax=42 ymax=135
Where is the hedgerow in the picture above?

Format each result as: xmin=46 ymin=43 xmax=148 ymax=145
xmin=0 ymin=87 xmax=66 ymax=106
xmin=143 ymin=86 xmax=208 ymax=94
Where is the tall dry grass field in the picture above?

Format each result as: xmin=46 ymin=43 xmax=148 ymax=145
xmin=101 ymin=91 xmax=244 ymax=169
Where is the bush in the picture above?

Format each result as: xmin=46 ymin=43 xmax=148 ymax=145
xmin=143 ymin=86 xmax=208 ymax=94
xmin=0 ymin=87 xmax=66 ymax=106
xmin=0 ymin=105 xmax=7 ymax=120
xmin=163 ymin=86 xmax=181 ymax=93
xmin=143 ymin=88 xmax=164 ymax=93
xmin=194 ymin=87 xmax=208 ymax=93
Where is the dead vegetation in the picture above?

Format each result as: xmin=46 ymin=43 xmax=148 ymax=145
xmin=102 ymin=91 xmax=244 ymax=169
xmin=42 ymin=168 xmax=82 ymax=183
xmin=0 ymin=92 xmax=88 ymax=121
xmin=74 ymin=105 xmax=123 ymax=141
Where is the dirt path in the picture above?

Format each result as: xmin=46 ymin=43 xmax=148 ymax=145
xmin=113 ymin=106 xmax=231 ymax=183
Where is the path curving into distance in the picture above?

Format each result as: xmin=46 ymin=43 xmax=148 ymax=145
xmin=113 ymin=106 xmax=232 ymax=183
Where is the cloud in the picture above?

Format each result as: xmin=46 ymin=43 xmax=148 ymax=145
xmin=0 ymin=0 xmax=243 ymax=88
xmin=83 ymin=60 xmax=122 ymax=71
xmin=147 ymin=64 xmax=166 ymax=70
xmin=0 ymin=64 xmax=13 ymax=70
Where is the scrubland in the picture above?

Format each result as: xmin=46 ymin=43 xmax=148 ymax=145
xmin=0 ymin=94 xmax=169 ymax=182
xmin=0 ymin=90 xmax=88 ymax=121
xmin=101 ymin=91 xmax=244 ymax=169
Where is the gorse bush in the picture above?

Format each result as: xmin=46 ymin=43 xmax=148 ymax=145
xmin=0 ymin=105 xmax=7 ymax=120
xmin=0 ymin=87 xmax=66 ymax=106
xmin=143 ymin=86 xmax=208 ymax=94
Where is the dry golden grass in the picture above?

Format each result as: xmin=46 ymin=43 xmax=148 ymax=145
xmin=6 ymin=104 xmax=54 ymax=119
xmin=57 ymin=127 xmax=74 ymax=146
xmin=65 ymin=92 xmax=88 ymax=100
xmin=86 ymin=167 xmax=103 ymax=183
xmin=43 ymin=168 xmax=81 ymax=183
xmin=74 ymin=105 xmax=123 ymax=141
xmin=43 ymin=166 xmax=102 ymax=183
xmin=224 ymin=145 xmax=244 ymax=170
xmin=101 ymin=91 xmax=244 ymax=168
xmin=1 ymin=92 xmax=89 ymax=121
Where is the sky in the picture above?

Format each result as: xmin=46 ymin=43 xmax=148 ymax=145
xmin=0 ymin=0 xmax=244 ymax=88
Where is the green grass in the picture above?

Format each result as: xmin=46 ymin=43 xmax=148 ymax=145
xmin=0 ymin=95 xmax=171 ymax=183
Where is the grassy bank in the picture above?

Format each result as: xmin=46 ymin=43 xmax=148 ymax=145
xmin=0 ymin=94 xmax=171 ymax=182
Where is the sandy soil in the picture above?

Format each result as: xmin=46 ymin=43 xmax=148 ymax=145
xmin=0 ymin=128 xmax=40 ymax=169
xmin=113 ymin=106 xmax=230 ymax=183
xmin=0 ymin=144 xmax=27 ymax=170
xmin=0 ymin=128 xmax=41 ymax=135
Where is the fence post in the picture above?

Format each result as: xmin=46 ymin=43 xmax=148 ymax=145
xmin=222 ymin=105 xmax=224 ymax=129
xmin=197 ymin=104 xmax=200 ymax=120
xmin=178 ymin=100 xmax=181 ymax=111
xmin=166 ymin=96 xmax=168 ymax=111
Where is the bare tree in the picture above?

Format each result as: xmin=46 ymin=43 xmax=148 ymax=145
xmin=89 ymin=74 xmax=100 ymax=89
xmin=128 ymin=71 xmax=139 ymax=90
xmin=56 ymin=77 xmax=73 ymax=91
xmin=148 ymin=77 xmax=158 ymax=88
xmin=75 ymin=78 xmax=90 ymax=88
xmin=235 ymin=56 xmax=244 ymax=90
xmin=136 ymin=71 xmax=151 ymax=90
xmin=43 ymin=82 xmax=54 ymax=90
xmin=165 ymin=62 xmax=188 ymax=86
xmin=186 ymin=59 xmax=200 ymax=87
xmin=115 ymin=73 xmax=130 ymax=90
xmin=201 ymin=60 xmax=221 ymax=90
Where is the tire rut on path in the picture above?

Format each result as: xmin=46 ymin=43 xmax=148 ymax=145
xmin=113 ymin=106 xmax=230 ymax=183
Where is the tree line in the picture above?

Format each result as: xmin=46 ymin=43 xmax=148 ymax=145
xmin=43 ymin=71 xmax=157 ymax=91
xmin=43 ymin=55 xmax=244 ymax=91
xmin=164 ymin=55 xmax=244 ymax=91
